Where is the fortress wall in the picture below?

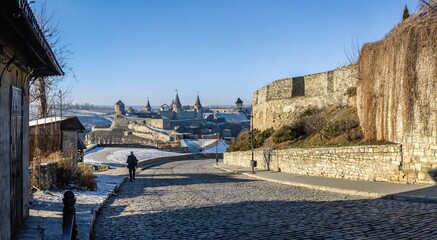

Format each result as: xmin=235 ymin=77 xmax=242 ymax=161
xmin=177 ymin=111 xmax=197 ymax=120
xmin=253 ymin=64 xmax=357 ymax=131
xmin=254 ymin=86 xmax=268 ymax=105
xmin=357 ymin=14 xmax=437 ymax=183
xmin=224 ymin=144 xmax=404 ymax=183
xmin=304 ymin=72 xmax=328 ymax=97
xmin=266 ymin=78 xmax=292 ymax=100
xmin=128 ymin=123 xmax=172 ymax=142
xmin=146 ymin=118 xmax=170 ymax=129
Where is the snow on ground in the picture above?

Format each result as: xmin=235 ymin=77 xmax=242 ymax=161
xmin=77 ymin=116 xmax=112 ymax=131
xmin=202 ymin=140 xmax=229 ymax=153
xmin=182 ymin=139 xmax=229 ymax=153
xmin=84 ymin=147 xmax=186 ymax=167
xmin=65 ymin=108 xmax=111 ymax=116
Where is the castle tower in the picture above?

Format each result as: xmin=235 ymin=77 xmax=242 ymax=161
xmin=144 ymin=98 xmax=152 ymax=112
xmin=193 ymin=94 xmax=203 ymax=119
xmin=235 ymin=98 xmax=243 ymax=113
xmin=173 ymin=93 xmax=182 ymax=113
xmin=114 ymin=100 xmax=125 ymax=116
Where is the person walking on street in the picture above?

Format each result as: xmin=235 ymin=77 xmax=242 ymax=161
xmin=126 ymin=151 xmax=138 ymax=182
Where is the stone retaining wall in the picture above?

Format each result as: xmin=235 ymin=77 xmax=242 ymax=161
xmin=224 ymin=145 xmax=414 ymax=183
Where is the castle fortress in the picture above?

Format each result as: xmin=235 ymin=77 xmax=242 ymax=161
xmin=92 ymin=93 xmax=248 ymax=148
xmin=115 ymin=93 xmax=243 ymax=120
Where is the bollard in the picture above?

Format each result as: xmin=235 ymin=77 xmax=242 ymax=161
xmin=62 ymin=190 xmax=77 ymax=240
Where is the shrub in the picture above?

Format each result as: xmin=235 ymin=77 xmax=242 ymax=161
xmin=346 ymin=87 xmax=357 ymax=97
xmin=272 ymin=122 xmax=306 ymax=144
xmin=56 ymin=160 xmax=76 ymax=186
xmin=300 ymin=107 xmax=321 ymax=117
xmin=227 ymin=128 xmax=274 ymax=152
xmin=322 ymin=119 xmax=360 ymax=138
xmin=254 ymin=128 xmax=274 ymax=146
xmin=78 ymin=166 xmax=97 ymax=190
xmin=227 ymin=130 xmax=250 ymax=152
xmin=302 ymin=112 xmax=326 ymax=136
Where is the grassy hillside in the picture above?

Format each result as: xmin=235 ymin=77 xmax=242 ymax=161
xmin=228 ymin=106 xmax=392 ymax=152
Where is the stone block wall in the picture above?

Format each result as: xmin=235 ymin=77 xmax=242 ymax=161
xmin=266 ymin=78 xmax=292 ymax=100
xmin=146 ymin=118 xmax=171 ymax=129
xmin=31 ymin=162 xmax=57 ymax=190
xmin=128 ymin=123 xmax=173 ymax=142
xmin=253 ymin=64 xmax=357 ymax=131
xmin=78 ymin=162 xmax=110 ymax=172
xmin=224 ymin=144 xmax=412 ymax=183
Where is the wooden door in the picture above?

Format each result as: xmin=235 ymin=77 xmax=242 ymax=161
xmin=10 ymin=86 xmax=23 ymax=235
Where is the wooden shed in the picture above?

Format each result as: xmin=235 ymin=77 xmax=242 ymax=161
xmin=29 ymin=116 xmax=86 ymax=161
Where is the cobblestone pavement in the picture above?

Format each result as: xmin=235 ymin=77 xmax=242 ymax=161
xmin=93 ymin=159 xmax=437 ymax=239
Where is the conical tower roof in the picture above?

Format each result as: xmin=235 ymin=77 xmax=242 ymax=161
xmin=173 ymin=93 xmax=182 ymax=109
xmin=193 ymin=94 xmax=202 ymax=110
xmin=145 ymin=99 xmax=152 ymax=112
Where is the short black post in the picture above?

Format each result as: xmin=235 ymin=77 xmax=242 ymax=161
xmin=216 ymin=139 xmax=219 ymax=165
xmin=62 ymin=190 xmax=77 ymax=240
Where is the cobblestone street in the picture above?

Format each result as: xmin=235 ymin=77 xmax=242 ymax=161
xmin=93 ymin=160 xmax=437 ymax=239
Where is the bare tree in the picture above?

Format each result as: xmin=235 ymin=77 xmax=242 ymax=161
xmin=30 ymin=1 xmax=75 ymax=118
xmin=344 ymin=37 xmax=362 ymax=65
xmin=303 ymin=113 xmax=326 ymax=141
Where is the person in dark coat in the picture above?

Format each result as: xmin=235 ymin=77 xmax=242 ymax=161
xmin=126 ymin=151 xmax=138 ymax=182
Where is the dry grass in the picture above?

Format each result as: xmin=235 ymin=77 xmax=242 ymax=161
xmin=56 ymin=160 xmax=76 ymax=185
xmin=357 ymin=3 xmax=437 ymax=141
xmin=229 ymin=106 xmax=382 ymax=151
xmin=267 ymin=106 xmax=369 ymax=149
xmin=78 ymin=165 xmax=97 ymax=190
xmin=31 ymin=150 xmax=97 ymax=190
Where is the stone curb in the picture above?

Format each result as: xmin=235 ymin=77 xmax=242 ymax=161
xmin=84 ymin=176 xmax=127 ymax=240
xmin=214 ymin=165 xmax=381 ymax=198
xmin=214 ymin=165 xmax=437 ymax=204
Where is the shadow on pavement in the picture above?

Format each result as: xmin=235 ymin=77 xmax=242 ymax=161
xmin=91 ymin=162 xmax=437 ymax=239
xmin=92 ymin=197 xmax=437 ymax=239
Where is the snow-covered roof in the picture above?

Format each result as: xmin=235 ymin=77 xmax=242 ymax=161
xmin=215 ymin=112 xmax=248 ymax=123
xmin=29 ymin=116 xmax=68 ymax=127
xmin=29 ymin=116 xmax=85 ymax=130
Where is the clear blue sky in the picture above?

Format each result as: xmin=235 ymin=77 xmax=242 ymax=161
xmin=41 ymin=0 xmax=417 ymax=107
